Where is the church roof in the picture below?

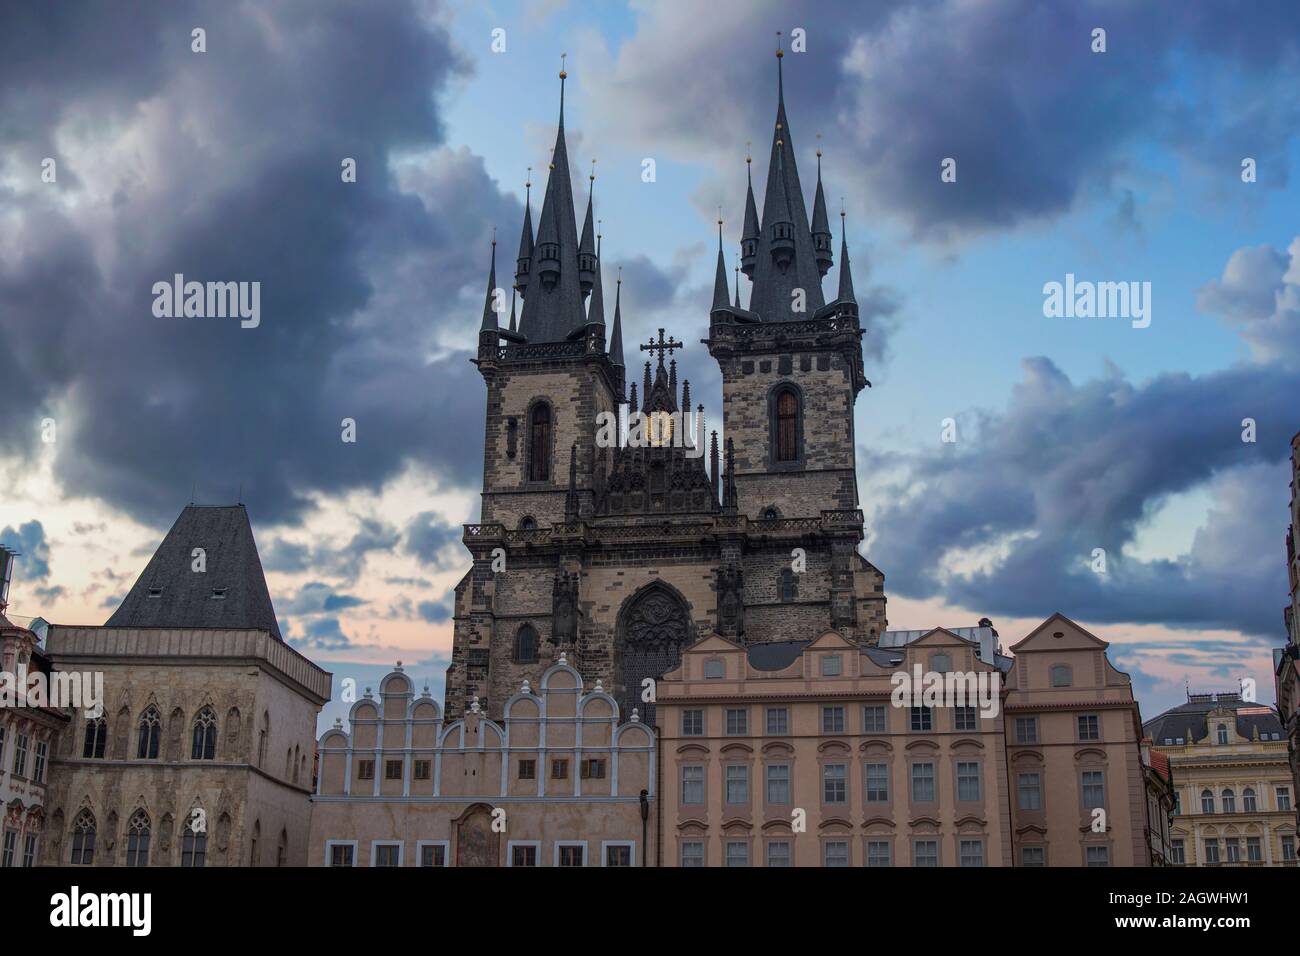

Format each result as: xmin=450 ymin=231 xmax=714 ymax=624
xmin=106 ymin=504 xmax=282 ymax=640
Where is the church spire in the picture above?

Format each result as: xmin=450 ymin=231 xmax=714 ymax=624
xmin=479 ymin=236 xmax=499 ymax=333
xmin=508 ymin=284 xmax=517 ymax=334
xmin=740 ymin=146 xmax=759 ymax=278
xmin=514 ymin=169 xmax=534 ymax=301
xmin=586 ymin=225 xmax=606 ymax=328
xmin=578 ymin=160 xmax=597 ymax=295
xmin=811 ymin=138 xmax=833 ymax=276
xmin=837 ymin=206 xmax=857 ymax=312
xmin=609 ymin=266 xmax=625 ymax=369
xmin=734 ymin=259 xmax=741 ymax=309
xmin=746 ymin=38 xmax=825 ymax=321
xmin=711 ymin=213 xmax=730 ymax=312
xmin=518 ymin=55 xmax=585 ymax=343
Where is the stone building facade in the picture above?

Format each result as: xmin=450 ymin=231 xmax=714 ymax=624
xmin=1148 ymin=692 xmax=1296 ymax=866
xmin=447 ymin=50 xmax=885 ymax=724
xmin=38 ymin=504 xmax=331 ymax=866
xmin=1275 ymin=429 xmax=1300 ymax=829
xmin=310 ymin=656 xmax=654 ymax=866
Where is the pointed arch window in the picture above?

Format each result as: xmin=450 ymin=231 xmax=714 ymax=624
xmin=70 ymin=810 xmax=96 ymax=865
xmin=514 ymin=624 xmax=539 ymax=664
xmin=181 ymin=814 xmax=207 ymax=868
xmin=191 ymin=707 xmax=217 ymax=760
xmin=528 ymin=403 xmax=552 ymax=482
xmin=83 ymin=716 xmax=107 ymax=759
xmin=125 ymin=809 xmax=151 ymax=867
xmin=769 ymin=385 xmax=803 ymax=466
xmin=136 ymin=705 xmax=161 ymax=759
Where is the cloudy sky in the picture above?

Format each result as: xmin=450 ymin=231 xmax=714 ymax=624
xmin=2 ymin=0 xmax=1298 ymax=733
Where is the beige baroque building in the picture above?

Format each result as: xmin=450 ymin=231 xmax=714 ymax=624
xmin=1002 ymin=615 xmax=1152 ymax=866
xmin=656 ymin=626 xmax=1012 ymax=867
xmin=1275 ymin=430 xmax=1300 ymax=826
xmin=1147 ymin=692 xmax=1296 ymax=866
xmin=310 ymin=655 xmax=655 ymax=866
xmin=39 ymin=504 xmax=331 ymax=866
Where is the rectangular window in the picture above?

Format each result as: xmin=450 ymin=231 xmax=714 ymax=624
xmin=1278 ymin=787 xmax=1292 ymax=812
xmin=22 ymin=834 xmax=36 ymax=868
xmin=1021 ymin=846 xmax=1045 ymax=867
xmin=959 ymin=839 xmax=984 ymax=867
xmin=1225 ymin=839 xmax=1240 ymax=863
xmin=557 ymin=844 xmax=585 ymax=867
xmin=357 ymin=760 xmax=374 ymax=780
xmin=954 ymin=707 xmax=977 ymax=732
xmin=1014 ymin=717 xmax=1038 ymax=744
xmin=13 ymin=735 xmax=28 ymax=778
xmin=1017 ymin=773 xmax=1042 ymax=811
xmin=681 ymin=765 xmax=704 ymax=805
xmin=421 ymin=844 xmax=447 ymax=867
xmin=866 ymin=841 xmax=892 ymax=867
xmin=823 ymin=764 xmax=847 ymax=804
xmin=766 ymin=764 xmax=791 ymax=804
xmin=682 ymin=709 xmax=704 ymax=736
xmin=913 ymin=839 xmax=938 ymax=867
xmin=551 ymin=758 xmax=569 ymax=779
xmin=1282 ymin=836 xmax=1296 ymax=861
xmin=1 ymin=831 xmax=15 ymax=868
xmin=1170 ymin=840 xmax=1185 ymax=865
xmin=822 ymin=706 xmax=845 ymax=734
xmin=1081 ymin=770 xmax=1105 ymax=809
xmin=604 ymin=844 xmax=632 ymax=867
xmin=725 ymin=765 xmax=749 ymax=804
xmin=911 ymin=762 xmax=936 ymax=802
xmin=680 ymin=842 xmax=705 ymax=867
xmin=725 ymin=841 xmax=749 ymax=867
xmin=956 ymin=761 xmax=981 ymax=802
xmin=581 ymin=758 xmax=606 ymax=780
xmin=909 ymin=707 xmax=932 ymax=732
xmin=1246 ymin=837 xmax=1262 ymax=862
xmin=821 ymin=654 xmax=842 ymax=677
xmin=766 ymin=707 xmax=789 ymax=735
xmin=374 ymin=844 xmax=400 ymax=867
xmin=863 ymin=706 xmax=887 ymax=733
xmin=518 ymin=758 xmax=535 ymax=780
xmin=413 ymin=759 xmax=431 ymax=780
xmin=385 ymin=759 xmax=403 ymax=780
xmin=1077 ymin=715 xmax=1100 ymax=741
xmin=725 ymin=708 xmax=748 ymax=735
xmin=1085 ymin=845 xmax=1110 ymax=867
xmin=865 ymin=763 xmax=889 ymax=803
xmin=330 ymin=844 xmax=354 ymax=867
xmin=33 ymin=741 xmax=47 ymax=784
xmin=823 ymin=841 xmax=849 ymax=867
xmin=766 ymin=841 xmax=791 ymax=868
xmin=1204 ymin=839 xmax=1220 ymax=864
xmin=510 ymin=845 xmax=537 ymax=867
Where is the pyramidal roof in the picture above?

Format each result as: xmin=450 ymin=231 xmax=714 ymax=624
xmin=106 ymin=504 xmax=282 ymax=640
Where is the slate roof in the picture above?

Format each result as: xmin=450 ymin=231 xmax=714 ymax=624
xmin=105 ymin=504 xmax=282 ymax=640
xmin=747 ymin=639 xmax=810 ymax=671
xmin=1143 ymin=694 xmax=1284 ymax=744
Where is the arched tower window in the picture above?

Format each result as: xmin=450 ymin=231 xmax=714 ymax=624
xmin=70 ymin=810 xmax=96 ymax=865
xmin=82 ymin=716 xmax=107 ymax=759
xmin=191 ymin=707 xmax=217 ymax=760
xmin=528 ymin=403 xmax=552 ymax=482
xmin=182 ymin=811 xmax=208 ymax=867
xmin=125 ymin=809 xmax=151 ymax=867
xmin=136 ymin=705 xmax=161 ymax=759
xmin=514 ymin=624 xmax=539 ymax=663
xmin=775 ymin=388 xmax=799 ymax=462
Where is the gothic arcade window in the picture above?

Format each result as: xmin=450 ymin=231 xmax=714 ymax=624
xmin=773 ymin=387 xmax=800 ymax=463
xmin=83 ymin=716 xmax=107 ymax=759
xmin=528 ymin=403 xmax=552 ymax=482
xmin=136 ymin=705 xmax=161 ymax=759
xmin=192 ymin=707 xmax=217 ymax=760
xmin=514 ymin=624 xmax=539 ymax=663
xmin=779 ymin=569 xmax=797 ymax=601
xmin=70 ymin=810 xmax=95 ymax=865
xmin=125 ymin=809 xmax=151 ymax=867
xmin=182 ymin=823 xmax=207 ymax=867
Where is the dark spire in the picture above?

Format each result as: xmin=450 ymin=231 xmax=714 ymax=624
xmin=710 ymin=430 xmax=720 ymax=501
xmin=565 ymin=443 xmax=579 ymax=520
xmin=519 ymin=56 xmax=586 ymax=343
xmin=747 ymin=39 xmax=826 ymax=321
xmin=479 ymin=236 xmax=499 ymax=332
xmin=711 ymin=214 xmax=731 ymax=312
xmin=734 ymin=259 xmax=742 ymax=309
xmin=508 ymin=284 xmax=517 ymax=334
xmin=515 ymin=169 xmax=534 ymax=300
xmin=740 ymin=147 xmax=760 ymax=278
xmin=578 ymin=160 xmax=597 ymax=295
xmin=811 ymin=139 xmax=833 ymax=276
xmin=668 ymin=358 xmax=677 ymax=397
xmin=609 ymin=267 xmax=625 ymax=369
xmin=837 ymin=206 xmax=857 ymax=310
xmin=629 ymin=380 xmax=638 ymax=414
xmin=723 ymin=437 xmax=738 ymax=513
xmin=681 ymin=379 xmax=690 ymax=412
xmin=586 ymin=227 xmax=606 ymax=328
xmin=643 ymin=361 xmax=652 ymax=401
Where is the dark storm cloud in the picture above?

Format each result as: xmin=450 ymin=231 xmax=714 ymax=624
xmin=0 ymin=521 xmax=51 ymax=580
xmin=589 ymin=0 xmax=1300 ymax=241
xmin=403 ymin=511 xmax=463 ymax=569
xmin=0 ymin=0 xmax=506 ymax=528
xmin=866 ymin=358 xmax=1298 ymax=637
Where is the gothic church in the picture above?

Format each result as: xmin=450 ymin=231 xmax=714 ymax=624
xmin=447 ymin=50 xmax=886 ymax=720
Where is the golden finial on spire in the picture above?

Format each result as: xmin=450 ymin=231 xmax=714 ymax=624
xmin=559 ymin=52 xmax=567 ymax=80
xmin=617 ymin=265 xmax=623 ymax=286
xmin=597 ymin=217 xmax=602 ymax=241
xmin=816 ymin=132 xmax=823 ymax=159
xmin=589 ymin=158 xmax=596 ymax=183
xmin=746 ymin=140 xmax=752 ymax=165
xmin=776 ymin=30 xmax=783 ymax=58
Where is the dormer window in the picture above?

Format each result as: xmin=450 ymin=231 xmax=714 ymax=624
xmin=211 ymin=588 xmax=229 ymax=600
xmin=146 ymin=587 xmax=163 ymax=599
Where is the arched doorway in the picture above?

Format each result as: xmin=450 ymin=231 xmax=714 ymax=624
xmin=453 ymin=803 xmax=500 ymax=867
xmin=617 ymin=582 xmax=692 ymax=724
